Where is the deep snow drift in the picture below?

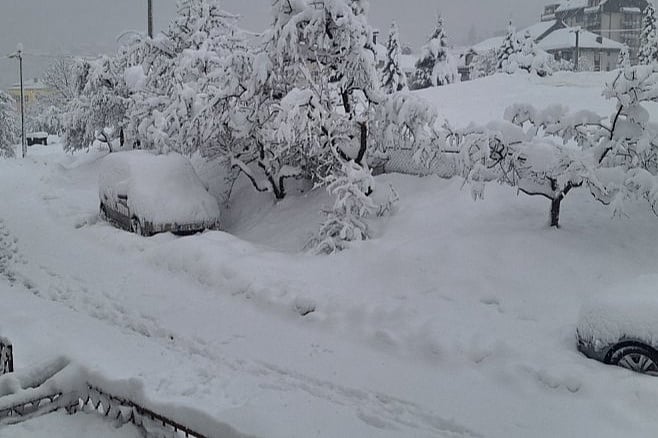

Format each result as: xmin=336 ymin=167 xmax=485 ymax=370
xmin=1 ymin=72 xmax=658 ymax=437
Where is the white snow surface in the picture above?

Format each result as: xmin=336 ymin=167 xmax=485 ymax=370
xmin=98 ymin=151 xmax=220 ymax=225
xmin=1 ymin=72 xmax=658 ymax=437
xmin=0 ymin=412 xmax=142 ymax=438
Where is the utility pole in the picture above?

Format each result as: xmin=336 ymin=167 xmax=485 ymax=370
xmin=571 ymin=27 xmax=581 ymax=71
xmin=147 ymin=0 xmax=154 ymax=38
xmin=9 ymin=43 xmax=26 ymax=158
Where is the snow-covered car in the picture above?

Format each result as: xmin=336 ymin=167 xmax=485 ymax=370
xmin=577 ymin=286 xmax=658 ymax=376
xmin=98 ymin=151 xmax=220 ymax=236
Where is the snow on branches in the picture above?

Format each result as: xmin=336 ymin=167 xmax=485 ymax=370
xmin=410 ymin=14 xmax=459 ymax=90
xmin=0 ymin=92 xmax=17 ymax=158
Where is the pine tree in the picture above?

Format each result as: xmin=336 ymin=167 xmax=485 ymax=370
xmin=639 ymin=4 xmax=658 ymax=65
xmin=0 ymin=91 xmax=17 ymax=158
xmin=618 ymin=45 xmax=631 ymax=69
xmin=381 ymin=21 xmax=407 ymax=94
xmin=497 ymin=21 xmax=518 ymax=70
xmin=410 ymin=14 xmax=458 ymax=90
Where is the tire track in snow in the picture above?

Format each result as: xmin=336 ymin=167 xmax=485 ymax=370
xmin=0 ymin=218 xmax=479 ymax=438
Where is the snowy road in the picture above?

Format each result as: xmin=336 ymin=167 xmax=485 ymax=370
xmin=0 ymin=148 xmax=478 ymax=437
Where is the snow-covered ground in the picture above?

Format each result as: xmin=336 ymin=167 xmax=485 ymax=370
xmin=1 ymin=72 xmax=658 ymax=437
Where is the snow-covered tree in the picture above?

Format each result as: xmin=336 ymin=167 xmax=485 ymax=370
xmin=617 ymin=45 xmax=631 ymax=69
xmin=381 ymin=21 xmax=407 ymax=93
xmin=0 ymin=92 xmax=17 ymax=158
xmin=497 ymin=21 xmax=518 ymax=70
xmin=127 ymin=0 xmax=250 ymax=157
xmin=639 ymin=4 xmax=658 ymax=65
xmin=452 ymin=65 xmax=658 ymax=227
xmin=410 ymin=14 xmax=459 ymax=90
xmin=62 ymin=56 xmax=130 ymax=152
xmin=503 ymin=31 xmax=554 ymax=76
xmin=26 ymin=95 xmax=64 ymax=135
xmin=224 ymin=0 xmax=380 ymax=200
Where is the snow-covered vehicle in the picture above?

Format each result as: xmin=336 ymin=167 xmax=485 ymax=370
xmin=98 ymin=151 xmax=221 ymax=236
xmin=577 ymin=286 xmax=658 ymax=376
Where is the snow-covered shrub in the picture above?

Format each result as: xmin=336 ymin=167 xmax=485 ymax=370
xmin=410 ymin=14 xmax=459 ymax=90
xmin=309 ymin=158 xmax=378 ymax=254
xmin=381 ymin=21 xmax=407 ymax=94
xmin=503 ymin=31 xmax=554 ymax=77
xmin=639 ymin=4 xmax=658 ymax=65
xmin=0 ymin=91 xmax=17 ymax=158
xmin=371 ymin=91 xmax=441 ymax=169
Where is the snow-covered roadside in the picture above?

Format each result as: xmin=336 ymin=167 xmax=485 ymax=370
xmin=1 ymin=412 xmax=141 ymax=438
xmin=1 ymin=72 xmax=658 ymax=437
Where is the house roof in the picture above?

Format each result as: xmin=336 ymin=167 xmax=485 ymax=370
xmin=8 ymin=79 xmax=48 ymax=91
xmin=538 ymin=27 xmax=625 ymax=51
xmin=522 ymin=20 xmax=560 ymax=40
xmin=472 ymin=36 xmax=505 ymax=53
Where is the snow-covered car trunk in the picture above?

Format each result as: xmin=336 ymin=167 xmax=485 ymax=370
xmin=99 ymin=151 xmax=221 ymax=235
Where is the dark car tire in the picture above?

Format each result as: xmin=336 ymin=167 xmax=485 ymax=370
xmin=131 ymin=217 xmax=144 ymax=236
xmin=608 ymin=343 xmax=658 ymax=376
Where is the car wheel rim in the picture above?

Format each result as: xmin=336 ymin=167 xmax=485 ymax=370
xmin=618 ymin=353 xmax=658 ymax=376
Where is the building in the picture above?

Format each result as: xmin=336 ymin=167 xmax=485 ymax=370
xmin=538 ymin=27 xmax=625 ymax=70
xmin=7 ymin=79 xmax=51 ymax=113
xmin=541 ymin=0 xmax=649 ymax=62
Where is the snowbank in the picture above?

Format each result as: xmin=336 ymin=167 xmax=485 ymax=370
xmin=99 ymin=151 xmax=220 ymax=225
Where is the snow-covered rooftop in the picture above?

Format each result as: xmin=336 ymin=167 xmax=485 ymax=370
xmin=472 ymin=36 xmax=504 ymax=53
xmin=538 ymin=27 xmax=625 ymax=51
xmin=522 ymin=20 xmax=559 ymax=40
xmin=556 ymin=0 xmax=589 ymax=12
xmin=8 ymin=79 xmax=48 ymax=91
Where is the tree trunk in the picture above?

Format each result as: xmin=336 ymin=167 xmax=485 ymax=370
xmin=355 ymin=122 xmax=367 ymax=166
xmin=550 ymin=197 xmax=562 ymax=228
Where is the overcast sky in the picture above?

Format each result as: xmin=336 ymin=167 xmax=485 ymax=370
xmin=0 ymin=0 xmax=614 ymax=88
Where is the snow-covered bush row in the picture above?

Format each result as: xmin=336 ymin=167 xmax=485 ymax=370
xmin=0 ymin=92 xmax=17 ymax=158
xmin=443 ymin=65 xmax=658 ymax=227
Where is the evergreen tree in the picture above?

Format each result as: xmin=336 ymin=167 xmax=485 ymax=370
xmin=618 ymin=45 xmax=631 ymax=69
xmin=639 ymin=4 xmax=658 ymax=65
xmin=381 ymin=21 xmax=407 ymax=94
xmin=497 ymin=21 xmax=518 ymax=70
xmin=0 ymin=92 xmax=17 ymax=158
xmin=410 ymin=14 xmax=458 ymax=90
